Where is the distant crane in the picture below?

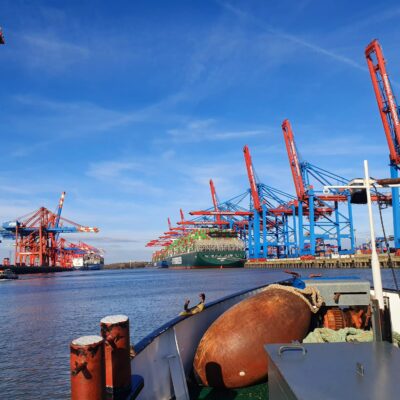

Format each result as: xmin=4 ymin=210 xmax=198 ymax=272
xmin=146 ymin=214 xmax=188 ymax=249
xmin=365 ymin=39 xmax=400 ymax=248
xmin=189 ymin=180 xmax=253 ymax=251
xmin=281 ymin=119 xmax=354 ymax=256
xmin=54 ymin=191 xmax=66 ymax=229
xmin=190 ymin=181 xmax=252 ymax=223
xmin=58 ymin=239 xmax=103 ymax=268
xmin=209 ymin=179 xmax=222 ymax=224
xmin=0 ymin=27 xmax=5 ymax=45
xmin=2 ymin=193 xmax=99 ymax=267
xmin=243 ymin=145 xmax=298 ymax=258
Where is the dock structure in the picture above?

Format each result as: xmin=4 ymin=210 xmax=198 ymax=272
xmin=245 ymin=254 xmax=400 ymax=269
xmin=1 ymin=192 xmax=99 ymax=268
xmin=149 ymin=40 xmax=400 ymax=266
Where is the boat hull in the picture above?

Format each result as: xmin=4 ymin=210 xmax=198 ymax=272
xmin=154 ymin=260 xmax=168 ymax=268
xmin=76 ymin=263 xmax=104 ymax=271
xmin=0 ymin=266 xmax=74 ymax=274
xmin=165 ymin=250 xmax=246 ymax=269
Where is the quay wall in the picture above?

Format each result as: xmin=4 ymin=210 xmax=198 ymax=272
xmin=245 ymin=254 xmax=400 ymax=269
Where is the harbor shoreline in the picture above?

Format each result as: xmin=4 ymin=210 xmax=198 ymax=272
xmin=246 ymin=254 xmax=400 ymax=269
xmin=0 ymin=265 xmax=74 ymax=274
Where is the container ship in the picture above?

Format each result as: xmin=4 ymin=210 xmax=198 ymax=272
xmin=152 ymin=229 xmax=246 ymax=269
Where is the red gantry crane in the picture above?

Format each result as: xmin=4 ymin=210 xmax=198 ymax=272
xmin=209 ymin=179 xmax=222 ymax=224
xmin=281 ymin=119 xmax=355 ymax=256
xmin=0 ymin=27 xmax=5 ymax=45
xmin=190 ymin=180 xmax=252 ymax=224
xmin=365 ymin=39 xmax=400 ymax=249
xmin=243 ymin=145 xmax=298 ymax=258
xmin=2 ymin=192 xmax=99 ymax=267
xmin=58 ymin=239 xmax=103 ymax=268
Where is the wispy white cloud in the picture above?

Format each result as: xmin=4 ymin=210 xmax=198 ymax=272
xmin=12 ymin=95 xmax=149 ymax=136
xmin=87 ymin=161 xmax=141 ymax=180
xmin=6 ymin=5 xmax=145 ymax=75
xmin=270 ymin=30 xmax=366 ymax=72
xmin=161 ymin=149 xmax=176 ymax=161
xmin=167 ymin=118 xmax=269 ymax=143
xmin=86 ymin=159 xmax=164 ymax=196
xmin=300 ymin=138 xmax=387 ymax=157
xmin=10 ymin=139 xmax=53 ymax=158
xmin=22 ymin=33 xmax=90 ymax=70
xmin=220 ymin=2 xmax=366 ymax=72
xmin=335 ymin=6 xmax=400 ymax=35
xmin=0 ymin=185 xmax=35 ymax=196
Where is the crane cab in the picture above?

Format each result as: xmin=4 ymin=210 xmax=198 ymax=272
xmin=0 ymin=27 xmax=5 ymax=45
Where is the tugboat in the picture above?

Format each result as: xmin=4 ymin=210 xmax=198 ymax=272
xmin=0 ymin=269 xmax=18 ymax=280
xmin=72 ymin=254 xmax=104 ymax=271
xmin=70 ymin=272 xmax=400 ymax=399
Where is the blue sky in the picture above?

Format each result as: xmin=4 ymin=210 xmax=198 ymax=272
xmin=1 ymin=0 xmax=400 ymax=262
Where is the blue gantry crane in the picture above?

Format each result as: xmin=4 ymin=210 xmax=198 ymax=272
xmin=282 ymin=119 xmax=355 ymax=256
xmin=243 ymin=145 xmax=298 ymax=259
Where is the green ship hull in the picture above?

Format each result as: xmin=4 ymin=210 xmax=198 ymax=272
xmin=165 ymin=250 xmax=246 ymax=269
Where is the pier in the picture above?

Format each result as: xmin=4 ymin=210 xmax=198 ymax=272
xmin=245 ymin=254 xmax=400 ymax=269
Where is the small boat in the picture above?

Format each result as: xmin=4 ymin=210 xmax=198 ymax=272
xmin=126 ymin=276 xmax=400 ymax=399
xmin=68 ymin=271 xmax=400 ymax=399
xmin=155 ymin=260 xmax=169 ymax=268
xmin=0 ymin=269 xmax=18 ymax=280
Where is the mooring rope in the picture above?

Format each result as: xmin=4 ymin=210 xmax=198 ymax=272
xmin=265 ymin=284 xmax=324 ymax=313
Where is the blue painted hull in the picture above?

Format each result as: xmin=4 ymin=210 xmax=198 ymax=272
xmin=77 ymin=264 xmax=104 ymax=271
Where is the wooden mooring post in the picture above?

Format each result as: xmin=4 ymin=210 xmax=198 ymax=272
xmin=100 ymin=315 xmax=132 ymax=399
xmin=70 ymin=335 xmax=105 ymax=400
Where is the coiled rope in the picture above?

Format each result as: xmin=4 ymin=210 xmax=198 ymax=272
xmin=265 ymin=284 xmax=324 ymax=313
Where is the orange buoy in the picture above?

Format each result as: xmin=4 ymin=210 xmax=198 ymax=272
xmin=100 ymin=315 xmax=132 ymax=397
xmin=70 ymin=335 xmax=105 ymax=400
xmin=193 ymin=286 xmax=313 ymax=388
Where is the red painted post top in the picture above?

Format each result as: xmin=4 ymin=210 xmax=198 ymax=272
xmin=100 ymin=315 xmax=132 ymax=397
xmin=70 ymin=335 xmax=105 ymax=400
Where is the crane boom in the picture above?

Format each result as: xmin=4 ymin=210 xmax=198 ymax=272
xmin=209 ymin=179 xmax=219 ymax=212
xmin=243 ymin=145 xmax=261 ymax=212
xmin=366 ymin=39 xmax=400 ymax=249
xmin=365 ymin=39 xmax=400 ymax=164
xmin=54 ymin=191 xmax=66 ymax=228
xmin=282 ymin=119 xmax=307 ymax=200
xmin=209 ymin=179 xmax=221 ymax=222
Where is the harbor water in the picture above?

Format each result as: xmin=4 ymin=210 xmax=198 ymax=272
xmin=1 ymin=267 xmax=400 ymax=399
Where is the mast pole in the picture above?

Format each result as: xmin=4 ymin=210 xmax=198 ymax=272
xmin=364 ymin=159 xmax=384 ymax=309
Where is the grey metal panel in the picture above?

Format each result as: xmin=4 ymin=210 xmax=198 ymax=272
xmin=381 ymin=290 xmax=400 ymax=333
xmin=266 ymin=342 xmax=400 ymax=400
xmin=165 ymin=328 xmax=190 ymax=400
xmin=268 ymin=360 xmax=297 ymax=400
xmin=304 ymin=279 xmax=370 ymax=306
